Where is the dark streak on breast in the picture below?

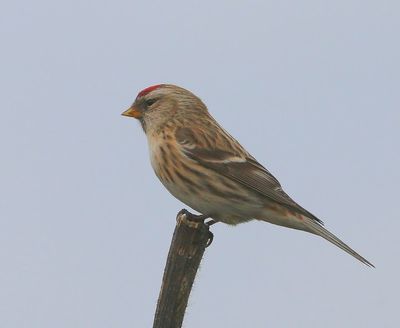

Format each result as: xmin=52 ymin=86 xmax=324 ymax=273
xmin=161 ymin=166 xmax=173 ymax=183
xmin=175 ymin=169 xmax=195 ymax=186
xmin=159 ymin=146 xmax=168 ymax=164
xmin=180 ymin=161 xmax=207 ymax=179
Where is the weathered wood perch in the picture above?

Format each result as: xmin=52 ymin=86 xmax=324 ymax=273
xmin=152 ymin=209 xmax=212 ymax=328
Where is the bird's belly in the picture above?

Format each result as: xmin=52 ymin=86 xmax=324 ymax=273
xmin=154 ymin=164 xmax=264 ymax=225
xmin=163 ymin=179 xmax=260 ymax=224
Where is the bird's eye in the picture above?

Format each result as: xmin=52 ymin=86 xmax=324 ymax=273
xmin=145 ymin=98 xmax=157 ymax=107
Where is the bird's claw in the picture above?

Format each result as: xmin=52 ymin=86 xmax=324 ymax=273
xmin=206 ymin=231 xmax=214 ymax=247
xmin=176 ymin=209 xmax=190 ymax=222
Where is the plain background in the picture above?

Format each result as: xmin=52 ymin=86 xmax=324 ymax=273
xmin=1 ymin=1 xmax=399 ymax=327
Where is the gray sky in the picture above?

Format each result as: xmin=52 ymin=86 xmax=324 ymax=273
xmin=1 ymin=0 xmax=399 ymax=327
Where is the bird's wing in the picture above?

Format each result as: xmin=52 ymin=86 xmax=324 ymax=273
xmin=175 ymin=127 xmax=323 ymax=225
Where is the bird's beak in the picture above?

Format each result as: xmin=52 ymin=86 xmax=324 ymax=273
xmin=121 ymin=106 xmax=142 ymax=119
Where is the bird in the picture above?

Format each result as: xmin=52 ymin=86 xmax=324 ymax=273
xmin=122 ymin=84 xmax=373 ymax=267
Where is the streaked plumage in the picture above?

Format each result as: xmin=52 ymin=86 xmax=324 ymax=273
xmin=122 ymin=84 xmax=373 ymax=267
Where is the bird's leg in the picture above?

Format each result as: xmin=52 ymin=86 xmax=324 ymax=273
xmin=205 ymin=219 xmax=217 ymax=226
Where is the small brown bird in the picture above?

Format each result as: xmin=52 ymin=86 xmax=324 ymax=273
xmin=122 ymin=84 xmax=373 ymax=267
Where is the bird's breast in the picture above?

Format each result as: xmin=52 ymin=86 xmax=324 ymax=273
xmin=145 ymin=131 xmax=265 ymax=224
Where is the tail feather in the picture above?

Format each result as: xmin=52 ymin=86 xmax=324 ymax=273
xmin=303 ymin=217 xmax=374 ymax=267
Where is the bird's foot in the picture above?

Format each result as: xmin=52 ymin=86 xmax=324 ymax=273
xmin=177 ymin=209 xmax=216 ymax=247
xmin=177 ymin=209 xmax=212 ymax=223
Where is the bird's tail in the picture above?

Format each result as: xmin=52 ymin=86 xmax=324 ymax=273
xmin=303 ymin=216 xmax=374 ymax=267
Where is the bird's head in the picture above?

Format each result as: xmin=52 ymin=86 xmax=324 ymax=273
xmin=122 ymin=84 xmax=208 ymax=133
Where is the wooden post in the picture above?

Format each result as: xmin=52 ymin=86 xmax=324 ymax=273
xmin=152 ymin=209 xmax=212 ymax=328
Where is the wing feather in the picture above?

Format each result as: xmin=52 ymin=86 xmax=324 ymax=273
xmin=175 ymin=127 xmax=323 ymax=225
